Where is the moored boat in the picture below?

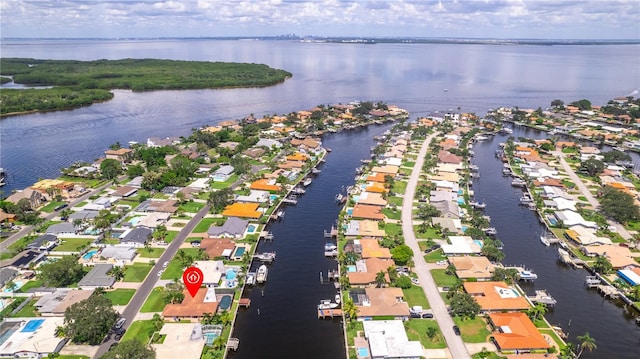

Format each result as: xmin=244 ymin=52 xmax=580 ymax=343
xmin=303 ymin=178 xmax=312 ymax=186
xmin=254 ymin=252 xmax=276 ymax=263
xmin=318 ymin=299 xmax=339 ymax=310
xmin=256 ymin=265 xmax=268 ymax=284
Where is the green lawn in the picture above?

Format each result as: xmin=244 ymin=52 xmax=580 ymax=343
xmin=17 ymin=279 xmax=45 ymax=293
xmin=57 ymin=356 xmax=90 ymax=359
xmin=123 ymin=263 xmax=153 ymax=282
xmin=382 ymin=208 xmax=401 ymax=220
xmin=392 ymin=181 xmax=408 ymax=194
xmin=210 ymin=174 xmax=239 ymax=189
xmin=122 ymin=319 xmax=158 ymax=344
xmin=453 ymin=317 xmax=492 ymax=343
xmin=430 ymin=268 xmax=458 ymax=287
xmin=137 ymin=247 xmax=165 ymax=258
xmin=414 ymin=226 xmax=441 ymax=239
xmin=14 ymin=298 xmax=39 ymax=317
xmin=424 ymin=250 xmax=447 ymax=263
xmin=40 ymin=201 xmax=67 ymax=213
xmin=193 ymin=217 xmax=225 ymax=233
xmin=381 ymin=223 xmax=402 ymax=237
xmin=178 ymin=201 xmax=205 ymax=213
xmin=165 ymin=231 xmax=178 ymax=243
xmin=141 ymin=287 xmax=167 ymax=312
xmin=387 ymin=196 xmax=403 ymax=207
xmin=404 ymin=319 xmax=447 ymax=348
xmin=53 ymin=238 xmax=93 ymax=252
xmin=402 ymin=286 xmax=430 ymax=309
xmin=104 ymin=289 xmax=136 ymax=305
xmin=161 ymin=260 xmax=185 ymax=280
xmin=402 ymin=161 xmax=416 ymax=168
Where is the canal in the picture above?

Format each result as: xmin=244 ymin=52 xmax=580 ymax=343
xmin=470 ymin=125 xmax=640 ymax=358
xmin=228 ymin=123 xmax=394 ymax=359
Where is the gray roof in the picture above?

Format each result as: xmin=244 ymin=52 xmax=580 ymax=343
xmin=100 ymin=246 xmax=137 ymax=261
xmin=207 ymin=217 xmax=249 ymax=237
xmin=69 ymin=210 xmax=99 ymax=221
xmin=431 ymin=200 xmax=460 ymax=218
xmin=78 ymin=264 xmax=116 ymax=288
xmin=28 ymin=234 xmax=57 ymax=249
xmin=46 ymin=222 xmax=77 ymax=235
xmin=34 ymin=289 xmax=72 ymax=313
xmin=0 ymin=267 xmax=18 ymax=287
xmin=256 ymin=138 xmax=282 ymax=148
xmin=121 ymin=227 xmax=152 ymax=244
xmin=215 ymin=165 xmax=235 ymax=176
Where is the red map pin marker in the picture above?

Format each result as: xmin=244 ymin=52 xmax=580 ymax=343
xmin=183 ymin=267 xmax=204 ymax=298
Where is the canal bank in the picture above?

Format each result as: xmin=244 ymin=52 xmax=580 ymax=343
xmin=228 ymin=123 xmax=395 ymax=359
xmin=470 ymin=128 xmax=640 ymax=358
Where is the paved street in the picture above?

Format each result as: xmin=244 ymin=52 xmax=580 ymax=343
xmin=94 ymin=204 xmax=210 ymax=358
xmin=401 ymin=133 xmax=471 ymax=359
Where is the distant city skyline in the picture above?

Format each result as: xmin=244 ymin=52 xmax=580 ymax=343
xmin=1 ymin=0 xmax=639 ymax=40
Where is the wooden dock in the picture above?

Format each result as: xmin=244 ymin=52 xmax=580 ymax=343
xmin=227 ymin=338 xmax=239 ymax=351
xmin=324 ymin=226 xmax=338 ymax=238
xmin=238 ymin=298 xmax=251 ymax=308
xmin=318 ymin=308 xmax=343 ymax=319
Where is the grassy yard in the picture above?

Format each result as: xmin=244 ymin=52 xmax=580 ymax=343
xmin=453 ymin=316 xmax=492 ymax=343
xmin=414 ymin=226 xmax=441 ymax=239
xmin=210 ymin=174 xmax=239 ymax=189
xmin=382 ymin=208 xmax=401 ymax=220
xmin=40 ymin=201 xmax=67 ymax=213
xmin=424 ymin=250 xmax=447 ymax=263
xmin=193 ymin=217 xmax=225 ymax=233
xmin=57 ymin=356 xmax=90 ymax=359
xmin=402 ymin=161 xmax=416 ymax=168
xmin=392 ymin=181 xmax=408 ymax=194
xmin=14 ymin=297 xmax=39 ymax=317
xmin=53 ymin=238 xmax=93 ymax=252
xmin=381 ymin=223 xmax=402 ymax=237
xmin=404 ymin=319 xmax=447 ymax=349
xmin=104 ymin=289 xmax=136 ymax=305
xmin=387 ymin=196 xmax=403 ymax=207
xmin=137 ymin=247 xmax=165 ymax=258
xmin=165 ymin=231 xmax=178 ymax=243
xmin=122 ymin=319 xmax=158 ymax=344
xmin=402 ymin=286 xmax=430 ymax=309
xmin=345 ymin=320 xmax=365 ymax=347
xmin=430 ymin=268 xmax=458 ymax=287
xmin=141 ymin=287 xmax=167 ymax=312
xmin=123 ymin=263 xmax=153 ymax=282
xmin=17 ymin=279 xmax=45 ymax=293
xmin=161 ymin=260 xmax=185 ymax=280
xmin=178 ymin=201 xmax=205 ymax=213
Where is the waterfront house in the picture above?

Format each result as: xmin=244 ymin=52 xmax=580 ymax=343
xmin=431 ymin=200 xmax=460 ymax=219
xmin=192 ymin=260 xmax=225 ymax=287
xmin=543 ymin=197 xmax=577 ymax=211
xmin=432 ymin=180 xmax=459 ymax=193
xmin=365 ymin=172 xmax=387 ymax=183
xmin=431 ymin=217 xmax=463 ymax=234
xmin=344 ymin=220 xmax=387 ymax=239
xmin=35 ymin=289 xmax=93 ymax=316
xmin=45 ymin=222 xmax=77 ymax=236
xmin=564 ymin=226 xmax=612 ymax=246
xmin=78 ymin=264 xmax=116 ymax=290
xmin=5 ymin=188 xmax=45 ymax=209
xmin=104 ymin=148 xmax=133 ymax=163
xmin=488 ymin=312 xmax=550 ymax=352
xmin=541 ymin=186 xmax=573 ymax=200
xmin=554 ymin=210 xmax=597 ymax=229
xmin=151 ymin=323 xmax=206 ymax=359
xmin=120 ymin=227 xmax=152 ymax=247
xmin=581 ymin=244 xmax=638 ymax=269
xmin=359 ymin=239 xmax=392 ymax=259
xmin=463 ymin=281 xmax=530 ymax=312
xmin=448 ymin=256 xmax=495 ymax=281
xmin=221 ymin=203 xmax=262 ymax=219
xmin=200 ymin=238 xmax=237 ymax=259
xmin=437 ymin=163 xmax=463 ymax=173
xmin=250 ymin=178 xmax=281 ymax=192
xmin=147 ymin=136 xmax=180 ymax=147
xmin=351 ymin=204 xmax=385 ymax=221
xmin=235 ymin=190 xmax=270 ymax=204
xmin=355 ymin=192 xmax=387 ymax=207
xmin=441 ymin=236 xmax=482 ymax=255
xmin=364 ymin=182 xmax=388 ymax=194
xmin=370 ymin=165 xmax=399 ymax=176
xmin=207 ymin=217 xmax=249 ymax=239
xmin=0 ymin=210 xmax=16 ymax=224
xmin=353 ymin=287 xmax=410 ymax=320
xmin=362 ymin=320 xmax=424 ymax=359
xmin=348 ymin=258 xmax=395 ymax=287
xmin=162 ymin=287 xmax=219 ymax=320
xmin=430 ymin=190 xmax=457 ymax=203
xmin=438 ymin=150 xmax=463 ymax=165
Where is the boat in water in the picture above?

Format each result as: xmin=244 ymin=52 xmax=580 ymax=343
xmin=303 ymin=178 xmax=312 ymax=187
xmin=317 ymin=299 xmax=339 ymax=310
xmin=254 ymin=252 xmax=276 ymax=263
xmin=246 ymin=272 xmax=256 ymax=286
xmin=483 ymin=227 xmax=497 ymax=236
xmin=470 ymin=201 xmax=486 ymax=209
xmin=0 ymin=168 xmax=5 ymax=187
xmin=256 ymin=265 xmax=268 ymax=284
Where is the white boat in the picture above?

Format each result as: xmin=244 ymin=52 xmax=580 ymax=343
xmin=246 ymin=272 xmax=256 ymax=286
xmin=311 ymin=168 xmax=321 ymax=174
xmin=0 ymin=168 xmax=5 ymax=187
xmin=256 ymin=265 xmax=268 ymax=284
xmin=475 ymin=135 xmax=490 ymax=141
xmin=519 ymin=270 xmax=538 ymax=280
xmin=499 ymin=127 xmax=513 ymax=135
xmin=540 ymin=236 xmax=551 ymax=246
xmin=276 ymin=210 xmax=285 ymax=219
xmin=318 ymin=299 xmax=339 ymax=310
xmin=470 ymin=201 xmax=486 ymax=209
xmin=335 ymin=193 xmax=344 ymax=202
xmin=254 ymin=252 xmax=276 ymax=263
xmin=292 ymin=187 xmax=306 ymax=194
xmin=511 ymin=178 xmax=526 ymax=187
xmin=303 ymin=178 xmax=312 ymax=187
xmin=335 ymin=293 xmax=341 ymax=304
xmin=483 ymin=227 xmax=497 ymax=236
xmin=324 ymin=242 xmax=337 ymax=251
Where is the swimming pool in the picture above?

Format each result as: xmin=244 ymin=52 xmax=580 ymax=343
xmin=346 ymin=208 xmax=353 ymax=215
xmin=247 ymin=224 xmax=257 ymax=233
xmin=270 ymin=194 xmax=278 ymax=201
xmin=22 ymin=319 xmax=45 ymax=333
xmin=357 ymin=347 xmax=370 ymax=357
xmin=352 ymin=195 xmax=360 ymax=202
xmin=0 ymin=321 xmax=21 ymax=346
xmin=3 ymin=281 xmax=24 ymax=293
xmin=203 ymin=332 xmax=219 ymax=345
xmin=234 ymin=247 xmax=246 ymax=257
xmin=82 ymin=249 xmax=98 ymax=260
xmin=226 ymin=269 xmax=237 ymax=280
xmin=129 ymin=216 xmax=144 ymax=225
xmin=473 ymin=240 xmax=484 ymax=248
xmin=547 ymin=215 xmax=558 ymax=225
xmin=458 ymin=189 xmax=463 ymax=195
xmin=461 ymin=225 xmax=468 ymax=233
xmin=347 ymin=265 xmax=357 ymax=273
xmin=457 ymin=197 xmax=465 ymax=204
xmin=219 ymin=295 xmax=232 ymax=310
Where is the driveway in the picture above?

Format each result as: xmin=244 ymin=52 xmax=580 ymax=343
xmin=401 ymin=132 xmax=470 ymax=359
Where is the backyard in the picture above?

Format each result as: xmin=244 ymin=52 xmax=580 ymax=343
xmin=404 ymin=320 xmax=447 ymax=349
xmin=193 ymin=217 xmax=226 ymax=233
xmin=123 ymin=263 xmax=153 ymax=282
xmin=53 ymin=238 xmax=93 ymax=252
xmin=104 ymin=289 xmax=136 ymax=305
xmin=453 ymin=317 xmax=492 ymax=343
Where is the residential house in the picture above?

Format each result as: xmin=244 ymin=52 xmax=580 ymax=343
xmin=138 ymin=212 xmax=170 ymax=229
xmin=104 ymin=148 xmax=133 ymax=163
xmin=431 ymin=200 xmax=460 ymax=219
xmin=255 ymin=138 xmax=282 ymax=149
xmin=120 ymin=227 xmax=152 ymax=247
xmin=554 ymin=210 xmax=597 ymax=229
xmin=27 ymin=234 xmax=58 ymax=252
xmin=5 ymin=188 xmax=45 ymax=209
xmin=162 ymin=287 xmax=219 ymax=320
xmin=45 ymin=223 xmax=77 ymax=236
xmin=442 ymin=236 xmax=482 ymax=255
xmin=581 ymin=244 xmax=638 ymax=269
xmin=463 ymin=281 xmax=531 ymax=312
xmin=353 ymin=287 xmax=410 ymax=320
xmin=147 ymin=137 xmax=180 ymax=147
xmin=200 ymin=238 xmax=237 ymax=259
xmin=221 ymin=203 xmax=262 ymax=219
xmin=438 ymin=150 xmax=463 ymax=165
xmin=430 ymin=190 xmax=457 ymax=203
xmin=359 ymin=239 xmax=392 ymax=259
xmin=112 ymin=186 xmax=138 ymax=198
xmin=431 ymin=217 xmax=463 ymax=235
xmin=78 ymin=264 xmax=116 ymax=290
xmin=192 ymin=260 xmax=225 ymax=287
xmin=488 ymin=312 xmax=550 ymax=352
xmin=207 ymin=217 xmax=249 ymax=239
xmin=362 ymin=320 xmax=423 ymax=359
xmin=344 ymin=220 xmax=386 ymax=238
xmin=99 ymin=246 xmax=138 ymax=264
xmin=250 ymin=178 xmax=281 ymax=192
xmin=0 ymin=267 xmax=18 ymax=288
xmin=355 ymin=192 xmax=387 ymax=207
xmin=351 ymin=204 xmax=385 ymax=221
xmin=348 ymin=258 xmax=395 ymax=287
xmin=35 ymin=289 xmax=93 ymax=316
xmin=151 ymin=323 xmax=206 ymax=359
xmin=212 ymin=165 xmax=234 ymax=182
xmin=235 ymin=190 xmax=270 ymax=204
xmin=448 ymin=256 xmax=495 ymax=281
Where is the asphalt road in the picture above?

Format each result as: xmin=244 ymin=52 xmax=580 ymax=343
xmin=401 ymin=133 xmax=471 ymax=359
xmin=94 ymin=204 xmax=210 ymax=358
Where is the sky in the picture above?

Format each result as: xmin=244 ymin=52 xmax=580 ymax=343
xmin=1 ymin=0 xmax=639 ymax=40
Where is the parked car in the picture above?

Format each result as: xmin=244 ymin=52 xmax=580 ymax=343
xmin=162 ymin=261 xmax=169 ymax=268
xmin=422 ymin=313 xmax=434 ymax=319
xmin=410 ymin=311 xmax=422 ymax=318
xmin=453 ymin=325 xmax=461 ymax=335
xmin=411 ymin=277 xmax=419 ymax=285
xmin=114 ymin=317 xmax=126 ymax=330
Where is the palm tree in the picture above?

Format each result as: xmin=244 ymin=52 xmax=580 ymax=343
xmin=201 ymin=312 xmax=215 ymax=325
xmin=342 ymin=297 xmax=358 ymax=326
xmin=375 ymin=270 xmax=387 ymax=288
xmin=54 ymin=325 xmax=67 ymax=338
xmin=152 ymin=313 xmax=164 ymax=331
xmin=576 ymin=332 xmax=597 ymax=358
xmin=108 ymin=266 xmax=125 ymax=281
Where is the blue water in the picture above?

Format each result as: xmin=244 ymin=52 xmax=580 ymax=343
xmin=234 ymin=247 xmax=246 ymax=257
xmin=21 ymin=319 xmax=45 ymax=333
xmin=219 ymin=295 xmax=232 ymax=310
xmin=357 ymin=347 xmax=369 ymax=357
xmin=203 ymin=332 xmax=218 ymax=345
xmin=226 ymin=269 xmax=237 ymax=280
xmin=3 ymin=281 xmax=24 ymax=293
xmin=247 ymin=224 xmax=257 ymax=233
xmin=461 ymin=225 xmax=468 ymax=233
xmin=129 ymin=216 xmax=143 ymax=225
xmin=473 ymin=240 xmax=484 ymax=248
xmin=270 ymin=194 xmax=278 ymax=201
xmin=82 ymin=249 xmax=98 ymax=260
xmin=346 ymin=208 xmax=353 ymax=215
xmin=457 ymin=197 xmax=465 ymax=204
xmin=347 ymin=265 xmax=356 ymax=273
xmin=457 ymin=189 xmax=463 ymax=195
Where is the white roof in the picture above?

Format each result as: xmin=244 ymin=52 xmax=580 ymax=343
xmin=0 ymin=318 xmax=66 ymax=356
xmin=188 ymin=177 xmax=210 ymax=189
xmin=442 ymin=236 xmax=481 ymax=255
xmin=385 ymin=157 xmax=403 ymax=166
xmin=193 ymin=260 xmax=225 ymax=285
xmin=363 ymin=320 xmax=423 ymax=358
xmin=555 ymin=210 xmax=597 ymax=229
xmin=152 ymin=323 xmax=205 ymax=359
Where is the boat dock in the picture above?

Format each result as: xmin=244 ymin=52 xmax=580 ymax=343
xmin=558 ymin=248 xmax=584 ymax=268
xmin=586 ymin=275 xmax=620 ymax=298
xmin=324 ymin=226 xmax=338 ymax=238
xmin=228 ymin=338 xmax=239 ymax=351
xmin=259 ymin=231 xmax=274 ymax=240
xmin=318 ymin=308 xmax=342 ymax=319
xmin=238 ymin=298 xmax=251 ymax=308
xmin=528 ymin=290 xmax=557 ymax=307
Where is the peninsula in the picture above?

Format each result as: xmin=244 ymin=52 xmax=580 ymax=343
xmin=0 ymin=58 xmax=292 ymax=116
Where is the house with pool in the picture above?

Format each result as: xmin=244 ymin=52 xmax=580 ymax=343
xmin=351 ymin=288 xmax=410 ymax=321
xmin=0 ymin=318 xmax=66 ymax=358
xmin=207 ymin=217 xmax=250 ymax=239
xmin=162 ymin=287 xmax=235 ymax=321
xmin=463 ymin=281 xmax=531 ymax=313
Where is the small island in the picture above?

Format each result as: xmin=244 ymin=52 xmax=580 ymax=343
xmin=0 ymin=58 xmax=293 ymax=116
